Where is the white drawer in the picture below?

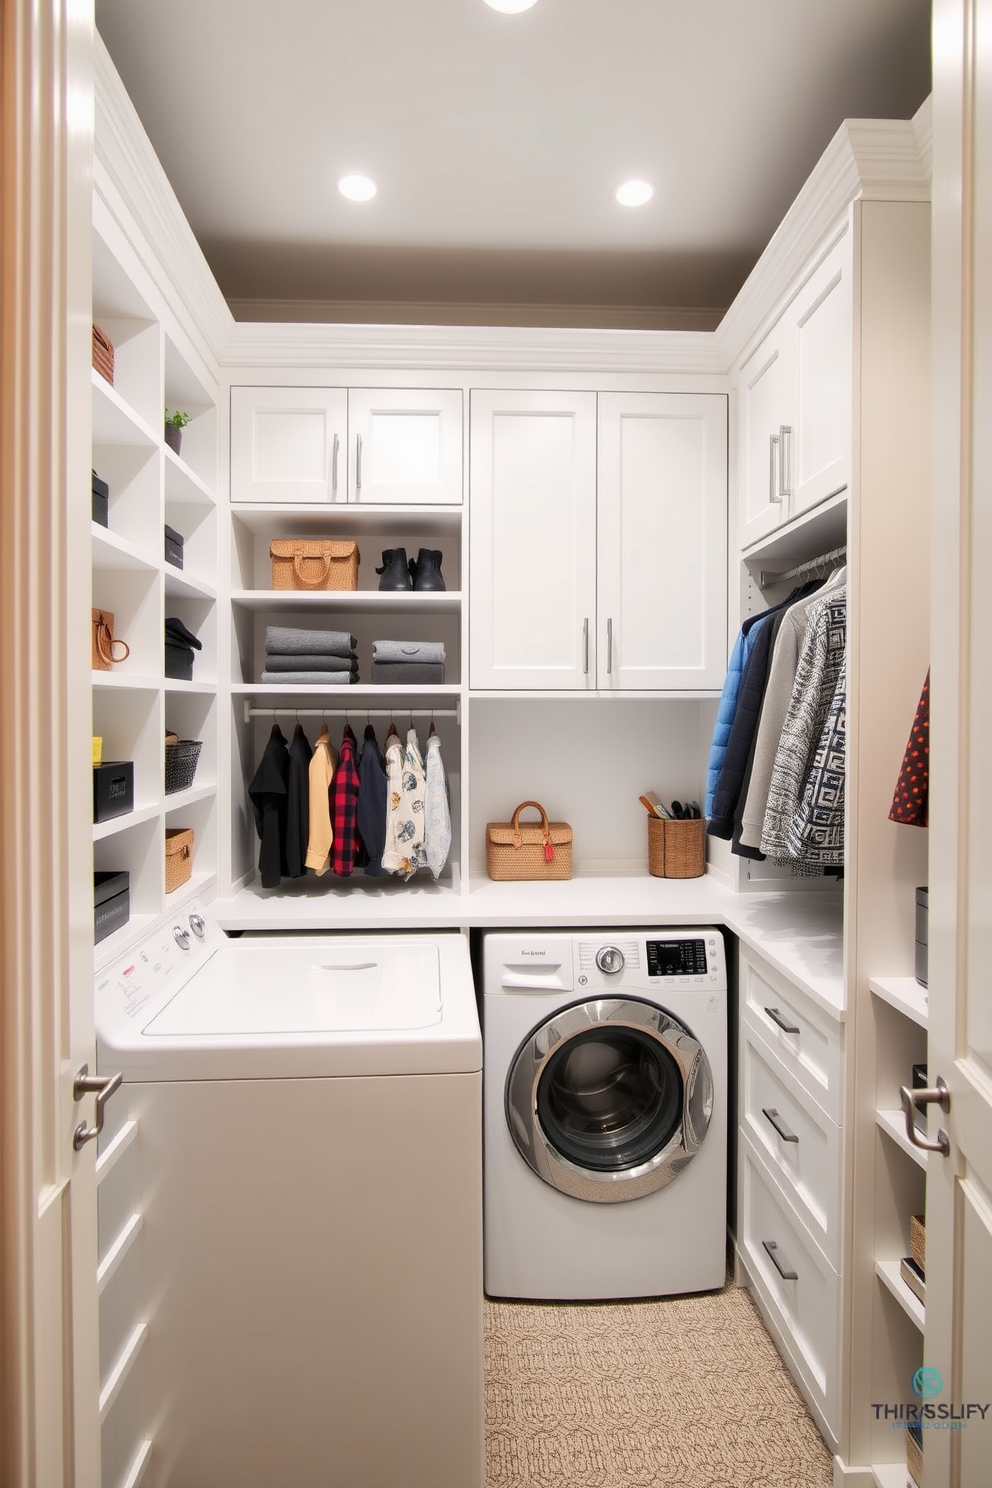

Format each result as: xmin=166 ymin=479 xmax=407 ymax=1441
xmin=739 ymin=1134 xmax=840 ymax=1438
xmin=740 ymin=1023 xmax=842 ymax=1266
xmin=741 ymin=948 xmax=844 ymax=1122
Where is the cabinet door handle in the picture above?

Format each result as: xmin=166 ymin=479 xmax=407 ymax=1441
xmin=606 ymin=617 xmax=613 ymax=675
xmin=355 ymin=433 xmax=363 ymax=493
xmin=762 ymin=1106 xmax=800 ymax=1143
xmin=331 ymin=432 xmax=339 ymax=497
xmin=72 ymin=1063 xmax=123 ymax=1151
xmin=583 ymin=617 xmax=589 ymax=675
xmin=769 ymin=433 xmax=782 ymax=503
xmin=764 ymin=1005 xmax=801 ymax=1035
xmin=900 ymin=1077 xmax=951 ymax=1155
xmin=762 ymin=1239 xmax=799 ymax=1281
xmin=779 ymin=424 xmax=792 ymax=503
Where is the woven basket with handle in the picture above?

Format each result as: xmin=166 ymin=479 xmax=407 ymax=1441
xmin=486 ymin=800 xmax=572 ymax=881
xmin=269 ymin=539 xmax=359 ymax=591
xmin=165 ymin=826 xmax=194 ymax=894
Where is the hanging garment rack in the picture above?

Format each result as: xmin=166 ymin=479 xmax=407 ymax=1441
xmin=759 ymin=543 xmax=846 ymax=589
xmin=243 ymin=703 xmax=460 ymax=725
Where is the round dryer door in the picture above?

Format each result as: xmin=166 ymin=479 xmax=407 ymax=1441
xmin=505 ymin=996 xmax=713 ymax=1203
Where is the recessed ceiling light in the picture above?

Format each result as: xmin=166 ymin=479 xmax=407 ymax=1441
xmin=614 ymin=179 xmax=654 ymax=208
xmin=338 ymin=174 xmax=377 ymax=202
xmin=483 ymin=0 xmax=538 ymax=12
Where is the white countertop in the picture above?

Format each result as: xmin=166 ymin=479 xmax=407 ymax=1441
xmin=212 ymin=876 xmax=846 ymax=1019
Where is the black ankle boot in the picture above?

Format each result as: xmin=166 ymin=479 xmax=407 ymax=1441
xmin=409 ymin=548 xmax=445 ymax=592
xmin=375 ymin=548 xmax=412 ymax=591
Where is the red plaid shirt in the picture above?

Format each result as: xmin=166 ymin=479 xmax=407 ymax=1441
xmin=330 ymin=724 xmax=362 ymax=875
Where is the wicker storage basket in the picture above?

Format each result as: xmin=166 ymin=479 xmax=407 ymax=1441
xmin=270 ymin=539 xmax=359 ymax=591
xmin=910 ymin=1213 xmax=926 ymax=1272
xmin=486 ymin=801 xmax=572 ymax=882
xmin=648 ymin=815 xmax=705 ymax=879
xmin=165 ymin=739 xmax=203 ymax=794
xmin=165 ymin=826 xmax=194 ymax=894
xmin=92 ymin=323 xmax=115 ymax=385
xmin=906 ymin=1426 xmax=924 ymax=1486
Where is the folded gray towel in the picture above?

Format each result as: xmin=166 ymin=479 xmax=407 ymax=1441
xmin=260 ymin=670 xmax=358 ymax=685
xmin=371 ymin=639 xmax=446 ymax=665
xmin=265 ymin=626 xmax=356 ymax=657
xmin=371 ymin=661 xmax=445 ymax=685
xmin=262 ymin=652 xmax=357 ymax=673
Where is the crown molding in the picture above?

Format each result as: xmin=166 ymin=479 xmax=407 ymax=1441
xmin=226 ymin=297 xmax=722 ymax=334
xmin=714 ymin=117 xmax=931 ymax=372
xmin=94 ymin=34 xmax=234 ymax=370
xmin=223 ymin=319 xmax=729 ymax=376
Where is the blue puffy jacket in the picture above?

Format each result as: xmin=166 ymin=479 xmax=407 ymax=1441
xmin=705 ymin=621 xmax=763 ymax=818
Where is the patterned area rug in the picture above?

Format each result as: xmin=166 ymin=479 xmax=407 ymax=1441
xmin=484 ymin=1280 xmax=833 ymax=1488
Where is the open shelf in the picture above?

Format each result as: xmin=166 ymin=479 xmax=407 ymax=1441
xmin=164 ymin=869 xmax=217 ymax=909
xmin=876 ymin=1108 xmax=928 ymax=1171
xmin=162 ymin=782 xmax=216 ymax=813
xmin=872 ymin=1465 xmax=912 ymax=1488
xmin=93 ymin=801 xmax=162 ymax=843
xmin=741 ymin=490 xmax=848 ymax=568
xmin=875 ymin=1259 xmax=925 ymax=1331
xmin=164 ymin=567 xmax=217 ymax=602
xmin=91 ymin=524 xmax=159 ymax=573
xmin=91 ymin=369 xmax=158 ymax=448
xmin=870 ymin=977 xmax=929 ymax=1029
xmin=164 ymin=445 xmax=215 ymax=507
xmin=231 ymin=589 xmax=460 ymax=613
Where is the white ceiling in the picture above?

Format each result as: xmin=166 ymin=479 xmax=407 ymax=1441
xmin=95 ymin=0 xmax=931 ymax=327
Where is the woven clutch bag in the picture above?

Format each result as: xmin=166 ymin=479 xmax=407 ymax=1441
xmin=486 ymin=800 xmax=572 ymax=882
xmin=270 ymin=539 xmax=359 ymax=591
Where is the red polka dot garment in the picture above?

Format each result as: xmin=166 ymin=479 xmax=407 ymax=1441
xmin=889 ymin=670 xmax=929 ymax=828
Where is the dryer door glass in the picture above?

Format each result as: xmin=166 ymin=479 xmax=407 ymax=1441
xmin=536 ymin=1026 xmax=682 ymax=1172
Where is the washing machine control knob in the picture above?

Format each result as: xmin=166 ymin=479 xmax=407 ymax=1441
xmin=188 ymin=912 xmax=206 ymax=940
xmin=595 ymin=945 xmax=625 ymax=975
xmin=173 ymin=925 xmax=191 ymax=950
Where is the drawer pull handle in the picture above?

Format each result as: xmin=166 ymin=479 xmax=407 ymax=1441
xmin=762 ymin=1239 xmax=799 ymax=1281
xmin=762 ymin=1106 xmax=800 ymax=1143
xmin=764 ymin=1006 xmax=801 ymax=1035
xmin=900 ymin=1077 xmax=951 ymax=1155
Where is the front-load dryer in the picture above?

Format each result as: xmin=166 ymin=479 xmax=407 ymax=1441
xmin=483 ymin=929 xmax=727 ymax=1300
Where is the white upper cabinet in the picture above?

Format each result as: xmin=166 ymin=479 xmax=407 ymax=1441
xmin=738 ymin=231 xmax=852 ymax=548
xmin=597 ymin=393 xmax=727 ymax=691
xmin=230 ymin=386 xmax=463 ymax=505
xmin=231 ymin=386 xmax=348 ymax=503
xmin=348 ymin=388 xmax=462 ymax=504
xmin=469 ymin=390 xmax=597 ymax=690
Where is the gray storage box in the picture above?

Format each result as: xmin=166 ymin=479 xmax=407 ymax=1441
xmin=164 ymin=523 xmax=184 ymax=568
xmin=371 ymin=661 xmax=446 ymax=685
xmin=915 ymin=886 xmax=928 ymax=988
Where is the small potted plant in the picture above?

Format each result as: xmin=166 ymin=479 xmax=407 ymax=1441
xmin=164 ymin=407 xmax=190 ymax=456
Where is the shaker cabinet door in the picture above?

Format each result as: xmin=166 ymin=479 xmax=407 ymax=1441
xmin=469 ymin=390 xmax=597 ymax=690
xmin=598 ymin=393 xmax=728 ymax=690
xmin=738 ymin=320 xmax=793 ymax=549
xmin=791 ymin=237 xmax=851 ymax=518
xmin=347 ymin=388 xmax=463 ymax=504
xmin=230 ymin=386 xmax=347 ymax=504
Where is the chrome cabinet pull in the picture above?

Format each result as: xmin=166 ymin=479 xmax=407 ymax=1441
xmin=779 ymin=424 xmax=792 ymax=503
xmin=331 ymin=432 xmax=339 ymax=496
xmin=583 ymin=618 xmax=589 ymax=675
xmin=762 ymin=1107 xmax=800 ymax=1143
xmin=606 ymin=617 xmax=613 ymax=675
xmin=73 ymin=1064 xmax=123 ymax=1151
xmin=762 ymin=1239 xmax=799 ymax=1280
xmin=356 ymin=432 xmax=363 ymax=492
xmin=769 ymin=433 xmax=782 ymax=503
xmin=764 ymin=1005 xmax=801 ymax=1035
xmin=900 ymin=1077 xmax=951 ymax=1155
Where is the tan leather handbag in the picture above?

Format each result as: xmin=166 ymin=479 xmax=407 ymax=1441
xmin=485 ymin=800 xmax=572 ymax=881
xmin=91 ymin=609 xmax=130 ymax=671
xmin=269 ymin=539 xmax=359 ymax=591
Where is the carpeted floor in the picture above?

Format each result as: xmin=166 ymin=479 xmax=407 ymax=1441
xmin=484 ymin=1279 xmax=834 ymax=1488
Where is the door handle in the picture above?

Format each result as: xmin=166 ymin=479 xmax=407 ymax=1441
xmin=900 ymin=1076 xmax=951 ymax=1155
xmin=72 ymin=1064 xmax=123 ymax=1151
xmin=355 ymin=432 xmax=363 ymax=493
xmin=583 ymin=617 xmax=589 ymax=675
xmin=769 ymin=433 xmax=782 ymax=503
xmin=606 ymin=617 xmax=613 ymax=675
xmin=331 ymin=432 xmax=339 ymax=497
xmin=764 ymin=1006 xmax=801 ymax=1035
xmin=762 ymin=1239 xmax=799 ymax=1280
xmin=779 ymin=424 xmax=792 ymax=503
xmin=762 ymin=1107 xmax=800 ymax=1143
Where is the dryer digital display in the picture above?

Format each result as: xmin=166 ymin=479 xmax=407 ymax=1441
xmin=646 ymin=939 xmax=708 ymax=977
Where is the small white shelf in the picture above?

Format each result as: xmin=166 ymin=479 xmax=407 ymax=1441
xmin=93 ymin=912 xmax=159 ymax=971
xmin=164 ymin=566 xmax=217 ymax=601
xmin=741 ymin=491 xmax=848 ymax=568
xmin=164 ymin=445 xmax=215 ymax=507
xmin=91 ymin=369 xmax=158 ymax=448
xmin=163 ymin=783 xmax=216 ymax=813
xmin=876 ymin=1108 xmax=928 ymax=1170
xmin=91 ymin=524 xmax=158 ymax=573
xmin=872 ymin=1465 xmax=912 ymax=1488
xmin=229 ymin=502 xmax=463 ymax=533
xmin=165 ymin=869 xmax=217 ymax=906
xmin=164 ymin=678 xmax=217 ymax=694
xmin=875 ymin=1258 xmax=925 ymax=1330
xmin=468 ymin=688 xmax=723 ymax=701
xmin=93 ymin=801 xmax=162 ymax=842
xmin=870 ymin=976 xmax=929 ymax=1029
xmin=232 ymin=588 xmax=460 ymax=613
xmin=235 ymin=682 xmax=462 ymax=698
xmin=92 ymin=671 xmax=160 ymax=691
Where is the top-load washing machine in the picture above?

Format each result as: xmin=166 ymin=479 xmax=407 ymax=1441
xmin=483 ymin=928 xmax=727 ymax=1300
xmin=93 ymin=906 xmax=483 ymax=1488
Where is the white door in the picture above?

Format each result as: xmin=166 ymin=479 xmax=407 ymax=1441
xmin=469 ymin=390 xmax=597 ymax=690
xmin=348 ymin=388 xmax=463 ymax=504
xmin=597 ymin=393 xmax=727 ymax=690
xmin=2 ymin=2 xmax=102 ymax=1481
xmin=738 ymin=317 xmax=793 ymax=548
xmin=230 ymin=386 xmax=348 ymax=503
xmin=791 ymin=233 xmax=851 ymax=519
xmin=925 ymin=7 xmax=992 ymax=1483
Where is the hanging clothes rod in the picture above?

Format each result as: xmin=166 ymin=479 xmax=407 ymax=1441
xmin=759 ymin=543 xmax=846 ymax=589
xmin=243 ymin=703 xmax=460 ymax=725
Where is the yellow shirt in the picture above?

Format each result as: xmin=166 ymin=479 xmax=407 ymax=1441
xmin=304 ymin=727 xmax=338 ymax=875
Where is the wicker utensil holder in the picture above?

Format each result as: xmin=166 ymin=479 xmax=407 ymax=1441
xmin=910 ymin=1213 xmax=926 ymax=1272
xmin=165 ymin=826 xmax=194 ymax=894
xmin=270 ymin=539 xmax=359 ymax=591
xmin=92 ymin=323 xmax=114 ymax=385
xmin=647 ymin=815 xmax=706 ymax=879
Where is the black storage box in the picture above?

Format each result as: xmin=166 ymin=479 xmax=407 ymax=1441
xmin=94 ymin=870 xmax=129 ymax=945
xmin=164 ymin=523 xmax=184 ymax=569
xmin=165 ymin=642 xmax=194 ymax=680
xmin=93 ymin=760 xmax=134 ymax=823
xmin=92 ymin=469 xmax=109 ymax=528
xmin=915 ymin=886 xmax=929 ymax=988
